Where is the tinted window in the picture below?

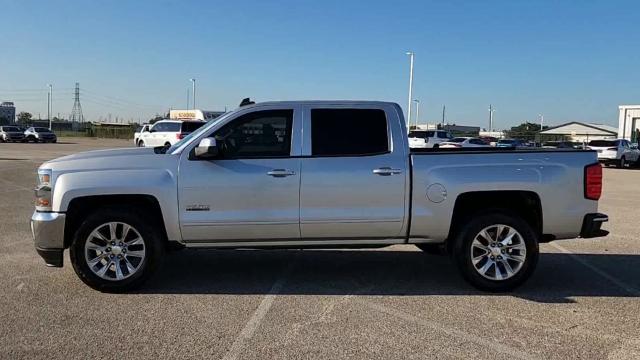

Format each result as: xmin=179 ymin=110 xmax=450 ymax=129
xmin=408 ymin=131 xmax=427 ymax=138
xmin=437 ymin=131 xmax=450 ymax=139
xmin=469 ymin=139 xmax=485 ymax=145
xmin=214 ymin=109 xmax=293 ymax=158
xmin=449 ymin=138 xmax=467 ymax=143
xmin=498 ymin=139 xmax=515 ymax=145
xmin=588 ymin=140 xmax=618 ymax=147
xmin=181 ymin=121 xmax=205 ymax=133
xmin=35 ymin=127 xmax=51 ymax=133
xmin=311 ymin=108 xmax=388 ymax=156
xmin=163 ymin=123 xmax=181 ymax=132
xmin=2 ymin=126 xmax=20 ymax=131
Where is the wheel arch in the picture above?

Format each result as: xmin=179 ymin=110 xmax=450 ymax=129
xmin=448 ymin=191 xmax=543 ymax=247
xmin=64 ymin=194 xmax=168 ymax=249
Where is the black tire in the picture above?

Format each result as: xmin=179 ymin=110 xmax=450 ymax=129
xmin=433 ymin=144 xmax=440 ymax=149
xmin=618 ymin=156 xmax=626 ymax=169
xmin=451 ymin=212 xmax=539 ymax=292
xmin=164 ymin=142 xmax=171 ymax=147
xmin=138 ymin=140 xmax=145 ymax=147
xmin=69 ymin=206 xmax=165 ymax=292
xmin=416 ymin=243 xmax=447 ymax=255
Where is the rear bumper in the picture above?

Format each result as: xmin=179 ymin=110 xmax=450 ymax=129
xmin=31 ymin=211 xmax=66 ymax=267
xmin=580 ymin=213 xmax=609 ymax=238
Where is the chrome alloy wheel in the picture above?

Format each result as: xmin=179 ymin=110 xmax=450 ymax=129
xmin=470 ymin=224 xmax=526 ymax=281
xmin=84 ymin=222 xmax=146 ymax=281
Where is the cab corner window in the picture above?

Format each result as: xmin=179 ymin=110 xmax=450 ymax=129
xmin=214 ymin=109 xmax=293 ymax=158
xmin=311 ymin=108 xmax=388 ymax=156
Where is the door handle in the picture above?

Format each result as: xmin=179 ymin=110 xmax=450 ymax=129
xmin=372 ymin=167 xmax=403 ymax=176
xmin=267 ymin=169 xmax=296 ymax=177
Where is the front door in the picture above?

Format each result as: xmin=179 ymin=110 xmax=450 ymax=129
xmin=178 ymin=109 xmax=301 ymax=243
xmin=299 ymin=107 xmax=408 ymax=240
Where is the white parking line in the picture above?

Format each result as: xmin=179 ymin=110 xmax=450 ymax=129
xmin=550 ymin=242 xmax=640 ymax=296
xmin=222 ymin=261 xmax=295 ymax=360
xmin=357 ymin=299 xmax=540 ymax=360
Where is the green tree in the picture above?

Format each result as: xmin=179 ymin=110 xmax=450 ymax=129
xmin=17 ymin=112 xmax=33 ymax=125
xmin=506 ymin=122 xmax=549 ymax=140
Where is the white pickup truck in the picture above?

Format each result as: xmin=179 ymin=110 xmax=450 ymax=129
xmin=31 ymin=101 xmax=608 ymax=292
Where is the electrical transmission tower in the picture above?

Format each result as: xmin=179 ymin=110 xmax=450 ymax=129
xmin=69 ymin=82 xmax=84 ymax=123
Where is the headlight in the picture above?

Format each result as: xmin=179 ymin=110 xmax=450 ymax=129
xmin=35 ymin=169 xmax=53 ymax=211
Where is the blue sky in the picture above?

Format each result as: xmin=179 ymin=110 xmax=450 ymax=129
xmin=1 ymin=0 xmax=638 ymax=128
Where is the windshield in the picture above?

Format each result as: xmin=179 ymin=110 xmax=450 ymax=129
xmin=588 ymin=140 xmax=618 ymax=147
xmin=165 ymin=113 xmax=230 ymax=153
xmin=449 ymin=137 xmax=467 ymax=143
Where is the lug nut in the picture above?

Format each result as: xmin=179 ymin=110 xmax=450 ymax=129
xmin=119 ymin=242 xmax=124 ymax=246
xmin=501 ymin=249 xmax=505 ymax=254
xmin=122 ymin=249 xmax=127 ymax=253
xmin=110 ymin=254 xmax=115 ymax=258
xmin=490 ymin=256 xmax=495 ymax=260
xmin=111 ymin=241 xmax=115 ymax=246
xmin=498 ymin=256 xmax=502 ymax=260
xmin=106 ymin=247 xmax=111 ymax=252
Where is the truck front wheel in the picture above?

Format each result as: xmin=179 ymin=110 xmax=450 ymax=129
xmin=451 ymin=212 xmax=539 ymax=292
xmin=69 ymin=207 xmax=165 ymax=292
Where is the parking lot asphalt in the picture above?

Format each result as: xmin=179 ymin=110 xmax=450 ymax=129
xmin=1 ymin=138 xmax=639 ymax=359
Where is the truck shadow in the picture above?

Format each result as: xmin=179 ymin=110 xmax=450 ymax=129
xmin=139 ymin=249 xmax=640 ymax=303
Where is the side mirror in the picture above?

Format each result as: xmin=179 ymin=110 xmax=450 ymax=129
xmin=631 ymin=143 xmax=638 ymax=150
xmin=194 ymin=137 xmax=219 ymax=158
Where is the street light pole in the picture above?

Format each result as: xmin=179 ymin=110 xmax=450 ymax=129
xmin=413 ymin=99 xmax=420 ymax=129
xmin=406 ymin=52 xmax=414 ymax=129
xmin=47 ymin=84 xmax=52 ymax=130
xmin=190 ymin=78 xmax=196 ymax=109
xmin=489 ymin=104 xmax=495 ymax=132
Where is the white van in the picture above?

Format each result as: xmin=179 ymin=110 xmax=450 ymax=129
xmin=136 ymin=120 xmax=206 ymax=147
xmin=408 ymin=130 xmax=452 ymax=148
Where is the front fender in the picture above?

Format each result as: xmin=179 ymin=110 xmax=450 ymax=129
xmin=52 ymin=169 xmax=181 ymax=241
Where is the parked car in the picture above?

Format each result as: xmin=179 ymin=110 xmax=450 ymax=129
xmin=408 ymin=129 xmax=452 ymax=148
xmin=479 ymin=136 xmax=498 ymax=147
xmin=496 ymin=139 xmax=526 ymax=148
xmin=586 ymin=139 xmax=640 ymax=168
xmin=24 ymin=127 xmax=57 ymax=143
xmin=135 ymin=120 xmax=206 ymax=147
xmin=0 ymin=125 xmax=26 ymax=142
xmin=31 ymin=100 xmax=607 ymax=293
xmin=134 ymin=124 xmax=150 ymax=147
xmin=439 ymin=137 xmax=491 ymax=148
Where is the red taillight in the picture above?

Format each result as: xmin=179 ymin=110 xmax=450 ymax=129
xmin=176 ymin=133 xmax=184 ymax=139
xmin=584 ymin=163 xmax=602 ymax=200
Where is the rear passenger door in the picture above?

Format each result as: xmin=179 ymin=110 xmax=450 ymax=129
xmin=299 ymin=106 xmax=408 ymax=240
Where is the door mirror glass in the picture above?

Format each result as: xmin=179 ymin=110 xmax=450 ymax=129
xmin=194 ymin=137 xmax=218 ymax=158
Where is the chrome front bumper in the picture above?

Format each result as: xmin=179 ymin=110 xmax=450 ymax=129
xmin=31 ymin=211 xmax=66 ymax=267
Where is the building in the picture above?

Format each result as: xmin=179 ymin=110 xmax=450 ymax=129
xmin=169 ymin=109 xmax=225 ymax=121
xmin=0 ymin=102 xmax=16 ymax=124
xmin=539 ymin=122 xmax=617 ymax=142
xmin=618 ymin=105 xmax=640 ymax=142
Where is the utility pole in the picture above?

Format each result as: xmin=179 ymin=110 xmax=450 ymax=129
xmin=405 ymin=52 xmax=414 ymax=129
xmin=489 ymin=104 xmax=495 ymax=132
xmin=442 ymin=105 xmax=446 ymax=125
xmin=190 ymin=78 xmax=196 ymax=109
xmin=538 ymin=113 xmax=544 ymax=143
xmin=186 ymin=88 xmax=190 ymax=109
xmin=47 ymin=84 xmax=52 ymax=129
xmin=413 ymin=99 xmax=420 ymax=129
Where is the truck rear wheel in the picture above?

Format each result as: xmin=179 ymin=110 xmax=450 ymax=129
xmin=69 ymin=207 xmax=164 ymax=293
xmin=451 ymin=212 xmax=538 ymax=292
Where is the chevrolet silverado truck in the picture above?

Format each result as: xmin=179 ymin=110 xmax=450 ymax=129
xmin=31 ymin=101 xmax=608 ymax=292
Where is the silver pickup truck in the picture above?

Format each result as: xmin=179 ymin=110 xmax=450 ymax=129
xmin=31 ymin=101 xmax=608 ymax=292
